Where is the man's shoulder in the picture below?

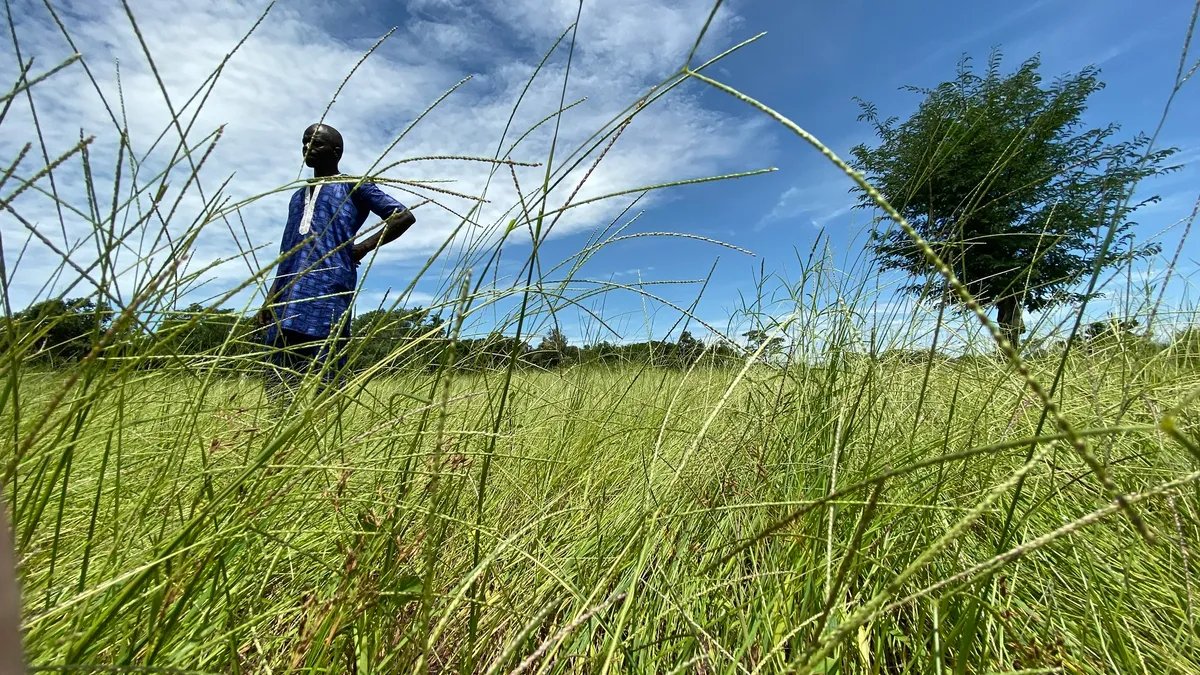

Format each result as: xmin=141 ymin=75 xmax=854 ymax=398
xmin=347 ymin=179 xmax=385 ymax=205
xmin=349 ymin=179 xmax=380 ymax=193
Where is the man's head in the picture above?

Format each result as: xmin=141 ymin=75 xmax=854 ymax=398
xmin=302 ymin=123 xmax=343 ymax=171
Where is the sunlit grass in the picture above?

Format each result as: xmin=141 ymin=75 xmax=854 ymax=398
xmin=3 ymin=0 xmax=1200 ymax=673
xmin=7 ymin=353 xmax=1200 ymax=673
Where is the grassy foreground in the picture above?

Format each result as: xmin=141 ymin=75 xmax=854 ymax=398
xmin=6 ymin=345 xmax=1199 ymax=673
xmin=4 ymin=2 xmax=1200 ymax=672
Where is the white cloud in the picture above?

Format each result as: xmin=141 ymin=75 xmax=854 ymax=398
xmin=610 ymin=267 xmax=656 ymax=278
xmin=757 ymin=176 xmax=857 ymax=230
xmin=889 ymin=0 xmax=1060 ymax=86
xmin=1173 ymin=145 xmax=1200 ymax=167
xmin=0 ymin=0 xmax=768 ymax=314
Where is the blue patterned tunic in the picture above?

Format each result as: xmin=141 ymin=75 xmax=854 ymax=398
xmin=264 ymin=178 xmax=407 ymax=342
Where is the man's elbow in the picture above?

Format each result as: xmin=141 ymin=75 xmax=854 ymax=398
xmin=383 ymin=210 xmax=415 ymax=240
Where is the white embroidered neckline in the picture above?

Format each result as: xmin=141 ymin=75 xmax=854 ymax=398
xmin=299 ymin=184 xmax=323 ymax=235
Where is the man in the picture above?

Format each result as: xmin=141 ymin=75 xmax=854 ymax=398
xmin=259 ymin=123 xmax=416 ymax=402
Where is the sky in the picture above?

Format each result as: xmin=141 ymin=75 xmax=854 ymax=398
xmin=1 ymin=0 xmax=1198 ymax=349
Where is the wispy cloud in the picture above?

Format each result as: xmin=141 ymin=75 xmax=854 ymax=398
xmin=0 ymin=0 xmax=768 ymax=312
xmin=756 ymin=178 xmax=856 ymax=230
xmin=890 ymin=0 xmax=1062 ymax=85
xmin=1171 ymin=144 xmax=1200 ymax=168
xmin=609 ymin=267 xmax=656 ymax=278
xmin=991 ymin=0 xmax=1163 ymax=77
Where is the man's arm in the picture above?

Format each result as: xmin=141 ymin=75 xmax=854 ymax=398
xmin=352 ymin=209 xmax=415 ymax=263
xmin=352 ymin=183 xmax=415 ymax=264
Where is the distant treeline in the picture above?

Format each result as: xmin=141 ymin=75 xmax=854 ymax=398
xmin=4 ymin=298 xmax=1194 ymax=373
xmin=1 ymin=299 xmax=749 ymax=372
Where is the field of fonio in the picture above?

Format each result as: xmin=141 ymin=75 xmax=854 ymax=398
xmin=7 ymin=346 xmax=1200 ymax=673
xmin=4 ymin=1 xmax=1200 ymax=673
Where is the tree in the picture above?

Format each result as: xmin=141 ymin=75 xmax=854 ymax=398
xmin=743 ymin=329 xmax=784 ymax=363
xmin=850 ymin=51 xmax=1178 ymax=348
xmin=349 ymin=305 xmax=447 ymax=371
xmin=529 ymin=327 xmax=572 ymax=370
xmin=7 ymin=297 xmax=112 ymax=364
xmin=1083 ymin=317 xmax=1139 ymax=343
xmin=1077 ymin=317 xmax=1159 ymax=357
xmin=155 ymin=304 xmax=255 ymax=358
xmin=459 ymin=332 xmax=531 ymax=371
xmin=676 ymin=330 xmax=703 ymax=367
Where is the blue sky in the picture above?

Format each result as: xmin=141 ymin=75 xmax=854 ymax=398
xmin=1 ymin=0 xmax=1198 ymax=349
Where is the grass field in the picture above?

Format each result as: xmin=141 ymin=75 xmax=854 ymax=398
xmin=4 ymin=1 xmax=1200 ymax=672
xmin=6 ymin=341 xmax=1200 ymax=673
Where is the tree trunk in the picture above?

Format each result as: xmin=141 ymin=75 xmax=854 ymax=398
xmin=996 ymin=296 xmax=1024 ymax=350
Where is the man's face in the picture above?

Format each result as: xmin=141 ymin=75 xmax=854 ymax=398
xmin=302 ymin=127 xmax=340 ymax=168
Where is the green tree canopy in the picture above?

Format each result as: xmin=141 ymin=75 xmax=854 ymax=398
xmin=742 ymin=329 xmax=785 ymax=362
xmin=528 ymin=327 xmax=575 ymax=370
xmin=676 ymin=330 xmax=703 ymax=366
xmin=6 ymin=297 xmax=111 ymax=364
xmin=154 ymin=303 xmax=256 ymax=358
xmin=348 ymin=305 xmax=446 ymax=371
xmin=850 ymin=50 xmax=1178 ymax=347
